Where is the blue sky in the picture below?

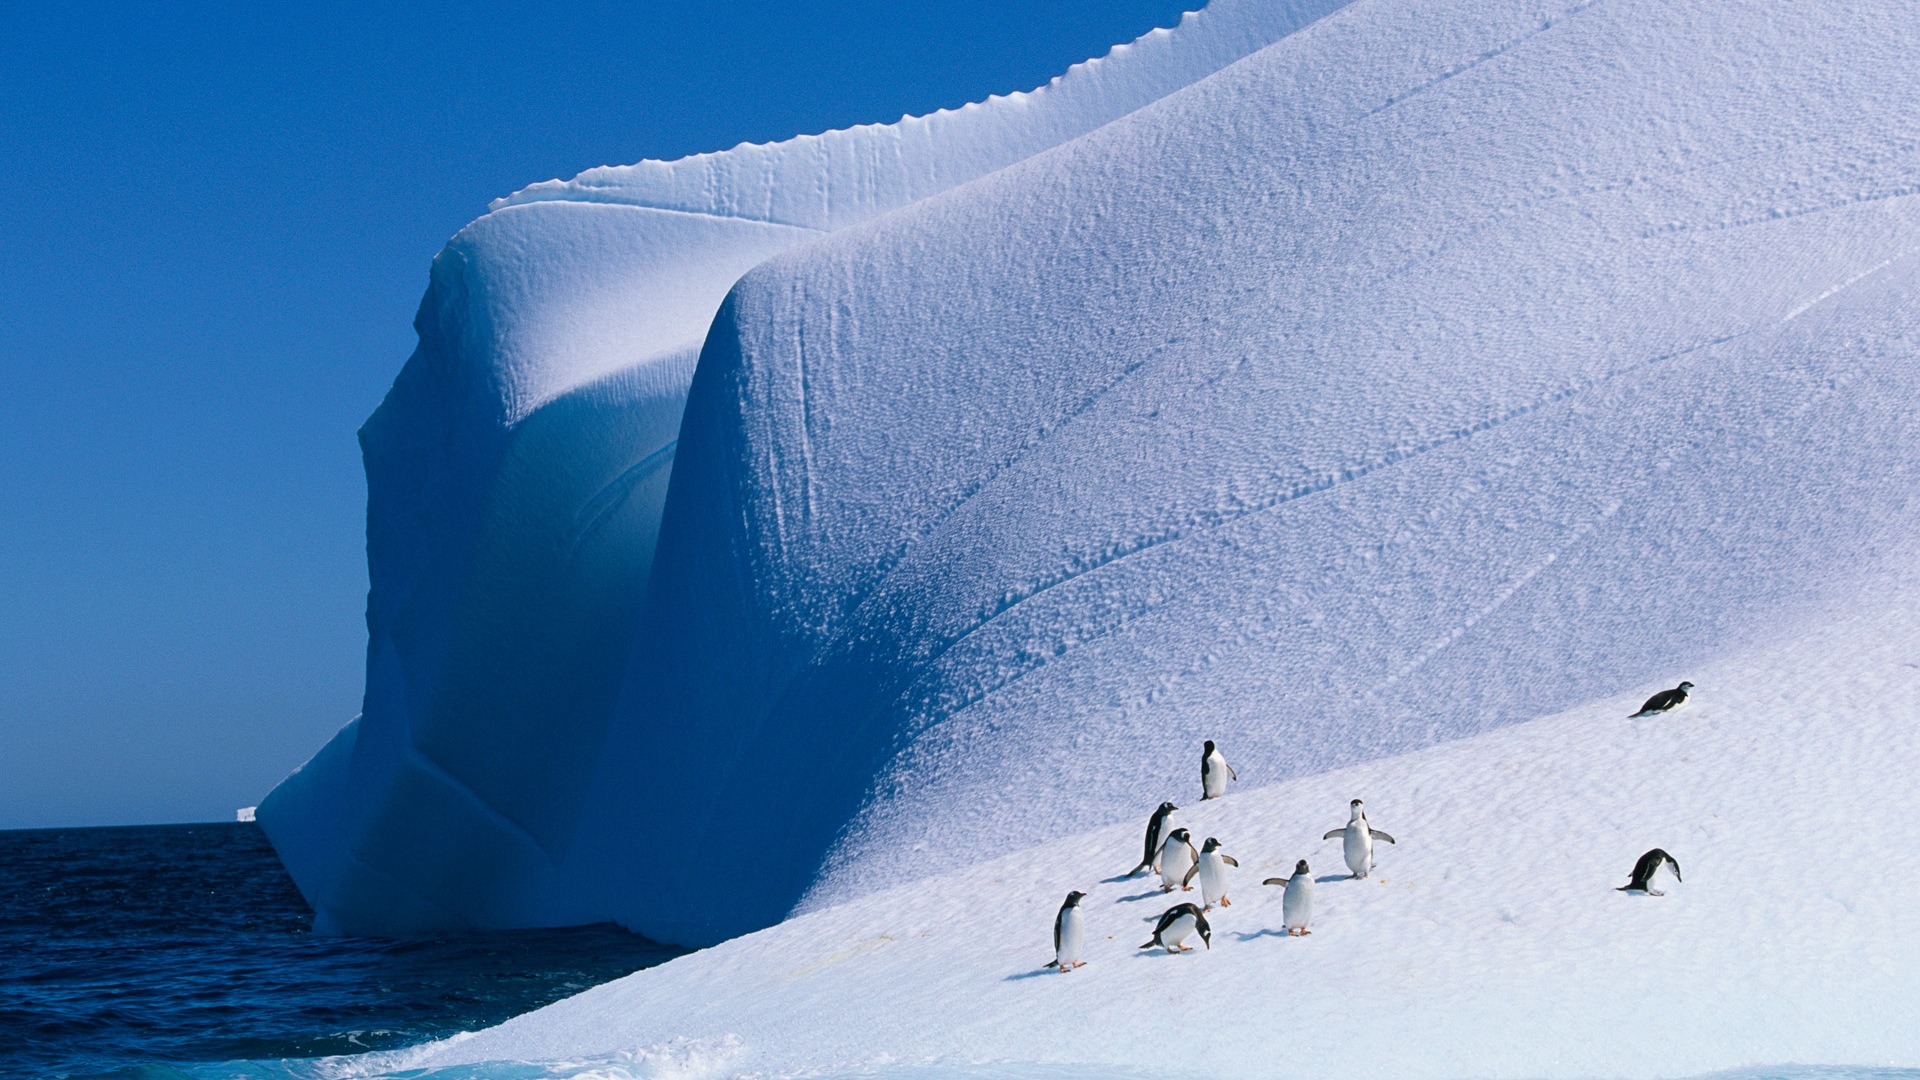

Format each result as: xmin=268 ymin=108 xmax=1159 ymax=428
xmin=0 ymin=1 xmax=1200 ymax=828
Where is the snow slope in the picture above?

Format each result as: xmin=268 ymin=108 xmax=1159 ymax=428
xmin=257 ymin=0 xmax=1349 ymax=934
xmin=387 ymin=570 xmax=1920 ymax=1078
xmin=575 ymin=0 xmax=1920 ymax=947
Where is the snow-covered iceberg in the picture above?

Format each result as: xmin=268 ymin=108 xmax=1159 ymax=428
xmin=258 ymin=0 xmax=1349 ymax=934
xmin=267 ymin=0 xmax=1920 ymax=997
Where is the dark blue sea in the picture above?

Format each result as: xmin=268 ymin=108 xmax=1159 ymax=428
xmin=0 ymin=823 xmax=681 ymax=1080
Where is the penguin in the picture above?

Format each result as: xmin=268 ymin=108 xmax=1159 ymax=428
xmin=1201 ymin=740 xmax=1237 ymax=800
xmin=1130 ymin=801 xmax=1179 ymax=875
xmin=1188 ymin=836 xmax=1239 ymax=911
xmin=1159 ymin=828 xmax=1200 ymax=893
xmin=1051 ymin=890 xmax=1087 ymax=971
xmin=1322 ymin=798 xmax=1396 ymax=879
xmin=1263 ymin=859 xmax=1314 ymax=936
xmin=1140 ymin=902 xmax=1212 ymax=953
xmin=1630 ymin=681 xmax=1694 ymax=718
xmin=1617 ymin=849 xmax=1682 ymax=895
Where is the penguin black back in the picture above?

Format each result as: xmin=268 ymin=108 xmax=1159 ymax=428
xmin=1631 ymin=681 xmax=1694 ymax=717
xmin=1133 ymin=801 xmax=1178 ymax=874
xmin=1618 ymin=848 xmax=1682 ymax=894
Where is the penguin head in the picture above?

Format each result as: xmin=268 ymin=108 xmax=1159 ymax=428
xmin=1158 ymin=801 xmax=1178 ymax=814
xmin=1168 ymin=827 xmax=1191 ymax=843
xmin=1201 ymin=836 xmax=1221 ymax=852
xmin=1351 ymin=798 xmax=1364 ymax=808
xmin=1678 ymin=680 xmax=1695 ymax=691
xmin=1064 ymin=890 xmax=1086 ymax=907
xmin=1203 ymin=739 xmax=1216 ymax=754
xmin=1295 ymin=859 xmax=1311 ymax=876
xmin=1197 ymin=919 xmax=1212 ymax=949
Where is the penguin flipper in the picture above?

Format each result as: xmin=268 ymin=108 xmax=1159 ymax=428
xmin=1322 ymin=829 xmax=1345 ymax=840
xmin=1227 ymin=764 xmax=1238 ymax=780
xmin=1222 ymin=855 xmax=1239 ymax=867
xmin=1262 ymin=877 xmax=1289 ymax=886
xmin=1370 ymin=830 xmax=1396 ymax=844
xmin=1182 ymin=864 xmax=1200 ymax=888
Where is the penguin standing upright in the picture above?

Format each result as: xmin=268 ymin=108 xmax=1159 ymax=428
xmin=1130 ymin=802 xmax=1179 ymax=876
xmin=1263 ymin=860 xmax=1315 ymax=935
xmin=1201 ymin=740 xmax=1237 ymax=800
xmin=1159 ymin=828 xmax=1200 ymax=893
xmin=1140 ymin=902 xmax=1211 ymax=952
xmin=1323 ymin=798 xmax=1395 ymax=879
xmin=1051 ymin=891 xmax=1087 ymax=971
xmin=1617 ymin=849 xmax=1683 ymax=895
xmin=1189 ymin=837 xmax=1239 ymax=911
xmin=1630 ymin=681 xmax=1694 ymax=718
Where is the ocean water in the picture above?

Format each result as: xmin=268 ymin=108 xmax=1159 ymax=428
xmin=0 ymin=823 xmax=680 ymax=1080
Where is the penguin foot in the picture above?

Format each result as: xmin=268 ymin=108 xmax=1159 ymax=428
xmin=1220 ymin=897 xmax=1231 ymax=906
xmin=1177 ymin=945 xmax=1194 ymax=951
xmin=1073 ymin=961 xmax=1085 ymax=968
xmin=1161 ymin=885 xmax=1174 ymax=893
xmin=1181 ymin=886 xmax=1193 ymax=892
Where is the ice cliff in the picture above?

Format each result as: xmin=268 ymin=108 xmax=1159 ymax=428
xmin=264 ymin=0 xmax=1920 ymax=962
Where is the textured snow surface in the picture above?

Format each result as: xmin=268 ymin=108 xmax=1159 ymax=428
xmin=258 ymin=0 xmax=1344 ymax=934
xmin=380 ymin=579 xmax=1920 ymax=1078
xmin=593 ymin=0 xmax=1920 ymax=945
xmin=266 ymin=0 xmax=1920 ymax=965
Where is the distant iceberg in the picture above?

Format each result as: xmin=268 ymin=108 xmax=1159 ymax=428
xmin=264 ymin=0 xmax=1920 ymax=968
xmin=235 ymin=807 xmax=256 ymax=823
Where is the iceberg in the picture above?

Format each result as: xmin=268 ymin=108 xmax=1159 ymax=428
xmin=258 ymin=0 xmax=1351 ymax=934
xmin=266 ymin=0 xmax=1920 ymax=1005
xmin=266 ymin=0 xmax=1920 ymax=1071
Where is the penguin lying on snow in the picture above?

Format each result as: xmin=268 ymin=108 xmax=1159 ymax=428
xmin=1263 ymin=860 xmax=1314 ymax=935
xmin=1130 ymin=801 xmax=1179 ymax=876
xmin=1323 ymin=798 xmax=1395 ymax=879
xmin=1630 ymin=681 xmax=1694 ymax=717
xmin=1141 ymin=902 xmax=1211 ymax=952
xmin=1617 ymin=849 xmax=1682 ymax=895
xmin=1201 ymin=740 xmax=1237 ymax=800
xmin=1159 ymin=828 xmax=1200 ymax=893
xmin=1051 ymin=891 xmax=1087 ymax=971
xmin=1187 ymin=837 xmax=1239 ymax=910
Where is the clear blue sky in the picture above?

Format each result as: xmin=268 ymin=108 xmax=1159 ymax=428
xmin=0 ymin=1 xmax=1200 ymax=829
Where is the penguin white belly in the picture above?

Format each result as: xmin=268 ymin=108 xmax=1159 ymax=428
xmin=1055 ymin=907 xmax=1084 ymax=967
xmin=1161 ymin=841 xmax=1195 ymax=891
xmin=1198 ymin=853 xmax=1229 ymax=907
xmin=1343 ymin=826 xmax=1372 ymax=878
xmin=1203 ymin=754 xmax=1228 ymax=798
xmin=1162 ymin=912 xmax=1197 ymax=948
xmin=1283 ymin=877 xmax=1313 ymax=931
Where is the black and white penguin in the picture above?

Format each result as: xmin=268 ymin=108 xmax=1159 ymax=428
xmin=1159 ymin=828 xmax=1200 ymax=893
xmin=1052 ymin=890 xmax=1087 ymax=971
xmin=1131 ymin=801 xmax=1179 ymax=876
xmin=1630 ymin=681 xmax=1695 ymax=718
xmin=1322 ymin=798 xmax=1395 ymax=879
xmin=1201 ymin=740 xmax=1237 ymax=800
xmin=1263 ymin=859 xmax=1314 ymax=935
xmin=1140 ymin=902 xmax=1212 ymax=952
xmin=1189 ymin=837 xmax=1239 ymax=911
xmin=1617 ymin=849 xmax=1682 ymax=895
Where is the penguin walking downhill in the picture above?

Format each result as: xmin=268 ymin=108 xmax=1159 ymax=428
xmin=1159 ymin=828 xmax=1200 ymax=893
xmin=1323 ymin=798 xmax=1395 ymax=879
xmin=1051 ymin=891 xmax=1087 ymax=971
xmin=1630 ymin=681 xmax=1694 ymax=718
xmin=1130 ymin=801 xmax=1179 ymax=876
xmin=1263 ymin=860 xmax=1314 ymax=935
xmin=1141 ymin=902 xmax=1212 ymax=953
xmin=1617 ymin=849 xmax=1682 ymax=895
xmin=1189 ymin=837 xmax=1240 ymax=911
xmin=1201 ymin=740 xmax=1237 ymax=800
